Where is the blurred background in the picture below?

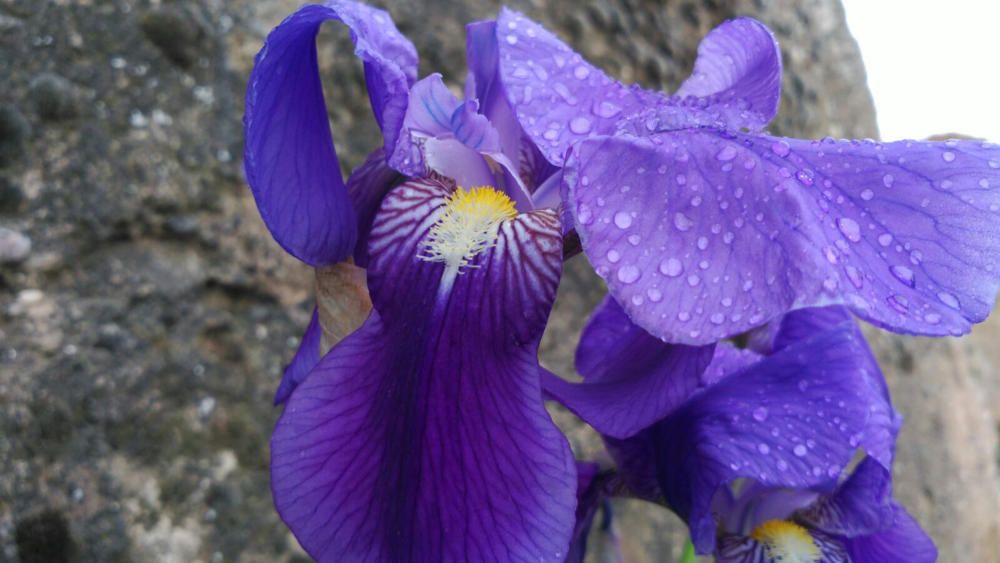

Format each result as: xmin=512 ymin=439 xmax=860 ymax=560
xmin=0 ymin=1 xmax=997 ymax=562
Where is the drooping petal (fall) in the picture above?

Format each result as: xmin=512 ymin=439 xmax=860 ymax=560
xmin=273 ymin=307 xmax=322 ymax=405
xmin=244 ymin=0 xmax=416 ymax=266
xmin=567 ymin=130 xmax=1000 ymax=345
xmin=271 ymin=177 xmax=576 ymax=562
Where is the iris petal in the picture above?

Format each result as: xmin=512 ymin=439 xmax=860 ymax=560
xmin=543 ymin=297 xmax=715 ymax=439
xmin=798 ymin=457 xmax=895 ymax=538
xmin=568 ymin=130 xmax=1000 ymax=344
xmin=495 ymin=10 xmax=782 ymax=167
xmin=244 ymin=0 xmax=416 ymax=266
xmin=844 ymin=504 xmax=938 ymax=563
xmin=271 ymin=177 xmax=576 ymax=562
xmin=273 ymin=307 xmax=322 ymax=405
xmin=605 ymin=326 xmax=875 ymax=553
xmin=674 ymin=17 xmax=782 ymax=129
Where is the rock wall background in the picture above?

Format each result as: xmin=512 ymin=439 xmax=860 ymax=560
xmin=0 ymin=0 xmax=996 ymax=562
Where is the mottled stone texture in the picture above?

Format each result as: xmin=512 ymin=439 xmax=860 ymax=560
xmin=0 ymin=0 xmax=995 ymax=562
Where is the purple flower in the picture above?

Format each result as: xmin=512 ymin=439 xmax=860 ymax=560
xmin=712 ymin=459 xmax=936 ymax=562
xmin=495 ymin=9 xmax=1000 ymax=344
xmin=244 ymin=2 xmax=578 ymax=561
xmin=544 ymin=302 xmax=906 ymax=555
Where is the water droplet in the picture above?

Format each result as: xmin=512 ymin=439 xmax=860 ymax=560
xmin=716 ymin=146 xmax=737 ymax=161
xmin=675 ymin=174 xmax=687 ymax=186
xmin=659 ymin=258 xmax=683 ymax=277
xmin=793 ymin=444 xmax=808 ymax=457
xmin=942 ymin=151 xmax=955 ymax=162
xmin=627 ymin=234 xmax=641 ymax=245
xmin=647 ymin=288 xmax=663 ymax=302
xmin=686 ymin=274 xmax=701 ymax=287
xmin=614 ymin=211 xmax=633 ymax=229
xmin=877 ymin=233 xmax=893 ymax=247
xmin=937 ymin=291 xmax=960 ymax=309
xmin=771 ymin=141 xmax=791 ymax=157
xmin=569 ymin=116 xmax=592 ymax=134
xmin=890 ymin=265 xmax=915 ymax=287
xmin=860 ymin=189 xmax=874 ymax=201
xmin=753 ymin=407 xmax=768 ymax=422
xmin=710 ymin=313 xmax=724 ymax=324
xmin=674 ymin=212 xmax=694 ymax=232
xmin=592 ymin=100 xmax=621 ymax=118
xmin=796 ymin=170 xmax=814 ymax=186
xmin=617 ymin=265 xmax=640 ymax=284
xmin=505 ymin=34 xmax=518 ymax=45
xmin=573 ymin=65 xmax=590 ymax=80
xmin=887 ymin=294 xmax=908 ymax=313
xmin=776 ymin=459 xmax=788 ymax=471
xmin=606 ymin=249 xmax=621 ymax=263
xmin=924 ymin=312 xmax=941 ymax=324
xmin=979 ymin=178 xmax=990 ymax=189
xmin=757 ymin=443 xmax=770 ymax=455
xmin=845 ymin=266 xmax=863 ymax=289
xmin=882 ymin=173 xmax=894 ymax=188
xmin=677 ymin=311 xmax=691 ymax=322
xmin=631 ymin=295 xmax=644 ymax=306
xmin=697 ymin=236 xmax=708 ymax=250
xmin=577 ymin=204 xmax=593 ymax=225
xmin=543 ymin=129 xmax=558 ymax=141
xmin=836 ymin=217 xmax=862 ymax=242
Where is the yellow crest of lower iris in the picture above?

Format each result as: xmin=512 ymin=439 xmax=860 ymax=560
xmin=421 ymin=186 xmax=518 ymax=272
xmin=750 ymin=519 xmax=821 ymax=563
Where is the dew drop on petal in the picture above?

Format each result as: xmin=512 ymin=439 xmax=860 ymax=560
xmin=710 ymin=313 xmax=724 ymax=324
xmin=942 ymin=151 xmax=956 ymax=162
xmin=569 ymin=116 xmax=592 ymax=134
xmin=716 ymin=146 xmax=738 ymax=161
xmin=697 ymin=236 xmax=709 ymax=250
xmin=771 ymin=141 xmax=791 ymax=157
xmin=617 ymin=265 xmax=641 ymax=284
xmin=573 ymin=65 xmax=590 ymax=80
xmin=757 ymin=443 xmax=770 ymax=455
xmin=836 ymin=217 xmax=862 ymax=242
xmin=659 ymin=258 xmax=683 ymax=277
xmin=647 ymin=288 xmax=663 ymax=302
xmin=793 ymin=444 xmax=808 ymax=457
xmin=860 ymin=189 xmax=874 ymax=201
xmin=877 ymin=233 xmax=893 ymax=247
xmin=890 ymin=265 xmax=915 ymax=287
xmin=924 ymin=312 xmax=941 ymax=324
xmin=677 ymin=311 xmax=691 ymax=322
xmin=882 ymin=174 xmax=894 ymax=188
xmin=606 ymin=249 xmax=621 ymax=263
xmin=505 ymin=34 xmax=518 ymax=45
xmin=845 ymin=266 xmax=863 ymax=289
xmin=674 ymin=212 xmax=694 ymax=232
xmin=613 ymin=211 xmax=632 ymax=229
xmin=752 ymin=407 xmax=768 ymax=422
xmin=687 ymin=274 xmax=701 ymax=287
xmin=938 ymin=291 xmax=960 ymax=309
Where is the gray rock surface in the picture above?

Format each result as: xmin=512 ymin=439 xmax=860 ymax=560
xmin=1 ymin=0 xmax=995 ymax=562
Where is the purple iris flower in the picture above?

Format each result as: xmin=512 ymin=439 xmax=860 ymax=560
xmin=710 ymin=458 xmax=936 ymax=562
xmin=546 ymin=302 xmax=928 ymax=560
xmin=244 ymin=1 xmax=579 ymax=560
xmin=495 ymin=9 xmax=1000 ymax=345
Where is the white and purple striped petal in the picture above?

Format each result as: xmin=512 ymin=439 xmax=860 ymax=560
xmin=568 ymin=130 xmax=1000 ymax=344
xmin=244 ymin=0 xmax=416 ymax=266
xmin=271 ymin=177 xmax=576 ymax=562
